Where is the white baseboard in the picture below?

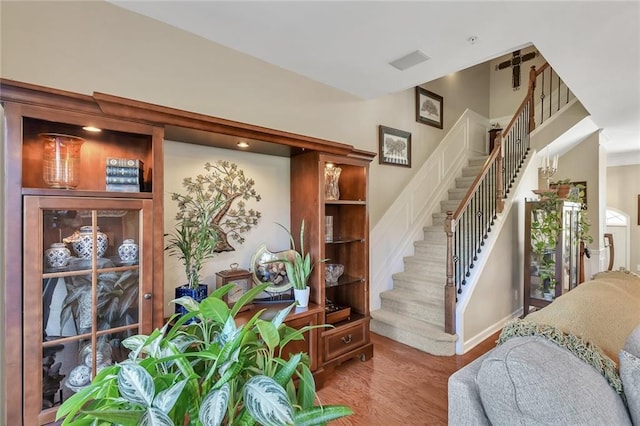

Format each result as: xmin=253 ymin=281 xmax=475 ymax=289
xmin=460 ymin=308 xmax=522 ymax=354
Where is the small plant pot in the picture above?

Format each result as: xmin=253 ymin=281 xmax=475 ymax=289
xmin=293 ymin=286 xmax=310 ymax=308
xmin=175 ymin=284 xmax=208 ymax=322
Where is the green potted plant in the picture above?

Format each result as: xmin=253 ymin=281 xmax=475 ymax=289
xmin=165 ymin=161 xmax=261 ymax=316
xmin=272 ymin=220 xmax=327 ymax=307
xmin=56 ymin=285 xmax=352 ymax=425
xmin=531 ymin=181 xmax=592 ymax=298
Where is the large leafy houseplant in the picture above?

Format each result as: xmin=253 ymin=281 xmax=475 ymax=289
xmin=531 ymin=182 xmax=592 ymax=292
xmin=56 ymin=284 xmax=352 ymax=425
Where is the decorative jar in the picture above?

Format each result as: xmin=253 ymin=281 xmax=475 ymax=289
xmin=325 ymin=263 xmax=345 ymax=284
xmin=324 ymin=165 xmax=342 ymax=200
xmin=64 ymin=226 xmax=108 ymax=259
xmin=44 ymin=242 xmax=71 ymax=268
xmin=40 ymin=133 xmax=85 ymax=189
xmin=118 ymin=239 xmax=139 ymax=263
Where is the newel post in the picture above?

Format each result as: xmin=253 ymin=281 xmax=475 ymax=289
xmin=444 ymin=211 xmax=456 ymax=335
xmin=528 ymin=65 xmax=537 ymax=133
xmin=495 ymin=133 xmax=504 ymax=214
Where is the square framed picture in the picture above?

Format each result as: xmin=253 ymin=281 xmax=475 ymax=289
xmin=415 ymin=87 xmax=443 ymax=129
xmin=379 ymin=125 xmax=411 ymax=167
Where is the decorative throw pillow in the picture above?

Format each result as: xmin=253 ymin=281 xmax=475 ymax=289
xmin=620 ymin=350 xmax=640 ymax=425
xmin=477 ymin=336 xmax=631 ymax=425
xmin=624 ymin=323 xmax=640 ymax=358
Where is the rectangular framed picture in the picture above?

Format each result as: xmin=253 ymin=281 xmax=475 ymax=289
xmin=415 ymin=87 xmax=443 ymax=129
xmin=379 ymin=125 xmax=411 ymax=167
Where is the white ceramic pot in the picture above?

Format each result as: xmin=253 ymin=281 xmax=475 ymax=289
xmin=65 ymin=226 xmax=108 ymax=259
xmin=118 ymin=239 xmax=139 ymax=263
xmin=294 ymin=286 xmax=310 ymax=308
xmin=45 ymin=242 xmax=71 ymax=268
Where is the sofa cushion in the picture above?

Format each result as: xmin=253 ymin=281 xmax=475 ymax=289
xmin=476 ymin=336 xmax=631 ymax=425
xmin=624 ymin=323 xmax=640 ymax=358
xmin=620 ymin=350 xmax=640 ymax=425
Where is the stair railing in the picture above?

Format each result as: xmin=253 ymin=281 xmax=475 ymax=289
xmin=444 ymin=63 xmax=570 ymax=334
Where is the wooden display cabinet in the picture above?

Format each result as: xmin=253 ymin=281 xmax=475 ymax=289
xmin=523 ymin=199 xmax=582 ymax=316
xmin=1 ymin=80 xmax=165 ymax=425
xmin=290 ymin=151 xmax=375 ymax=372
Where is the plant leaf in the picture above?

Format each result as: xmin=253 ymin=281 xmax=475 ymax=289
xmin=75 ymin=409 xmax=146 ymax=425
xmin=293 ymin=405 xmax=354 ymax=426
xmin=117 ymin=364 xmax=155 ymax=407
xmin=171 ymin=295 xmax=200 ymax=313
xmin=256 ymin=320 xmax=279 ymax=353
xmin=296 ymin=363 xmax=315 ymax=409
xmin=270 ymin=303 xmax=295 ymax=329
xmin=199 ymin=295 xmax=230 ymax=325
xmin=199 ymin=383 xmax=230 ymax=426
xmin=243 ymin=375 xmax=294 ymax=426
xmin=153 ymin=378 xmax=188 ymax=413
xmin=140 ymin=406 xmax=175 ymax=426
xmin=273 ymin=353 xmax=301 ymax=387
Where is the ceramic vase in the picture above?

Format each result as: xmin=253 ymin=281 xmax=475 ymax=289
xmin=45 ymin=242 xmax=71 ymax=268
xmin=118 ymin=239 xmax=139 ymax=263
xmin=324 ymin=166 xmax=342 ymax=200
xmin=65 ymin=226 xmax=108 ymax=259
xmin=294 ymin=286 xmax=310 ymax=308
xmin=175 ymin=284 xmax=208 ymax=323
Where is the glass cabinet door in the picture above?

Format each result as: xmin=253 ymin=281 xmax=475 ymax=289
xmin=23 ymin=196 xmax=153 ymax=425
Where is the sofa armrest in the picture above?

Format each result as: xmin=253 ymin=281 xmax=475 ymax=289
xmin=448 ymin=353 xmax=491 ymax=425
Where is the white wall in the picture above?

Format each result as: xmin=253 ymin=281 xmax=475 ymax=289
xmin=163 ymin=142 xmax=291 ymax=317
xmin=607 ymin=164 xmax=640 ymax=273
xmin=489 ymin=46 xmax=546 ymax=124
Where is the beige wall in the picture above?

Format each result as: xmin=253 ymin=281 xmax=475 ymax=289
xmin=163 ymin=141 xmax=291 ymax=317
xmin=0 ymin=1 xmax=491 ymax=228
xmin=489 ymin=46 xmax=545 ymax=123
xmin=607 ymin=164 xmax=640 ymax=272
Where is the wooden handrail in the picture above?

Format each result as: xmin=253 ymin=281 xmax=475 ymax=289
xmin=443 ymin=64 xmax=546 ymax=335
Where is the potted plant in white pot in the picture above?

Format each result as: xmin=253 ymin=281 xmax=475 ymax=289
xmin=272 ymin=220 xmax=327 ymax=307
xmin=56 ymin=287 xmax=353 ymax=425
xmin=166 ymin=160 xmax=261 ymax=318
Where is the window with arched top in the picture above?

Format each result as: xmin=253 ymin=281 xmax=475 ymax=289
xmin=606 ymin=208 xmax=628 ymax=226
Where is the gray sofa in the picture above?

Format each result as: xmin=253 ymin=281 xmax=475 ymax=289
xmin=448 ymin=272 xmax=640 ymax=425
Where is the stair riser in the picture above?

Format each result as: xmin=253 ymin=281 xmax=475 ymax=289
xmin=413 ymin=244 xmax=446 ymax=258
xmin=379 ymin=297 xmax=444 ymax=326
xmin=422 ymin=230 xmax=447 ymax=243
xmin=440 ymin=200 xmax=460 ymax=211
xmin=392 ymin=278 xmax=445 ymax=298
xmin=403 ymin=260 xmax=446 ymax=278
xmin=370 ymin=319 xmax=455 ymax=356
xmin=455 ymin=177 xmax=475 ymax=188
xmin=468 ymin=158 xmax=487 ymax=167
xmin=462 ymin=167 xmax=482 ymax=177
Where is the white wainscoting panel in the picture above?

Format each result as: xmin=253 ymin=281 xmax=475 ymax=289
xmin=370 ymin=109 xmax=489 ymax=311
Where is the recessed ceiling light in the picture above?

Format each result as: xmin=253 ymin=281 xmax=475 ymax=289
xmin=237 ymin=141 xmax=249 ymax=148
xmin=83 ymin=126 xmax=102 ymax=132
xmin=389 ymin=50 xmax=430 ymax=71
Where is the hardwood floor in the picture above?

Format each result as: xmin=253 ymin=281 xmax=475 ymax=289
xmin=316 ymin=331 xmax=500 ymax=425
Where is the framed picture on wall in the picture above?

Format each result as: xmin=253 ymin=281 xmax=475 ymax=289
xmin=415 ymin=87 xmax=443 ymax=129
xmin=379 ymin=125 xmax=411 ymax=167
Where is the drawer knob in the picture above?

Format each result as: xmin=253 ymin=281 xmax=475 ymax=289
xmin=143 ymin=293 xmax=152 ymax=300
xmin=341 ymin=334 xmax=352 ymax=344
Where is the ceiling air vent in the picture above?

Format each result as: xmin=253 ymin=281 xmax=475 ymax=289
xmin=389 ymin=50 xmax=430 ymax=71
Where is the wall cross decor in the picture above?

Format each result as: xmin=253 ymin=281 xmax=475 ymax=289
xmin=495 ymin=49 xmax=537 ymax=90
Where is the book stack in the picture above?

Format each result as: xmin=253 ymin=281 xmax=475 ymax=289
xmin=105 ymin=158 xmax=145 ymax=192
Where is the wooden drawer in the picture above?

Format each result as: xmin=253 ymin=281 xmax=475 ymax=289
xmin=323 ymin=321 xmax=367 ymax=361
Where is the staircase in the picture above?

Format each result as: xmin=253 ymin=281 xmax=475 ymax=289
xmin=370 ymin=156 xmax=487 ymax=355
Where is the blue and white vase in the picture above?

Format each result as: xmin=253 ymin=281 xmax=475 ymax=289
xmin=118 ymin=239 xmax=139 ymax=263
xmin=45 ymin=242 xmax=71 ymax=268
xmin=174 ymin=284 xmax=208 ymax=323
